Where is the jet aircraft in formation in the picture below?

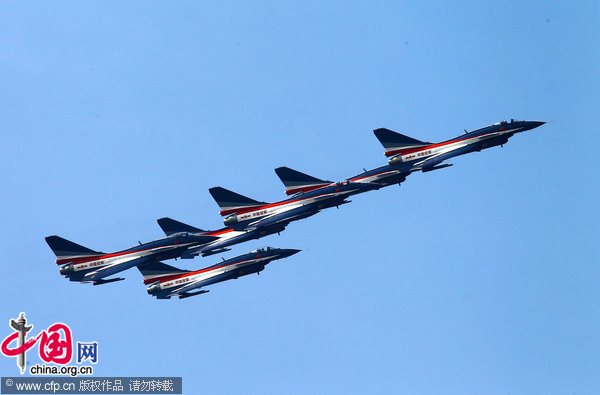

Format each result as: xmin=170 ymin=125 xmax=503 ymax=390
xmin=45 ymin=233 xmax=217 ymax=285
xmin=138 ymin=247 xmax=300 ymax=299
xmin=45 ymin=119 xmax=545 ymax=298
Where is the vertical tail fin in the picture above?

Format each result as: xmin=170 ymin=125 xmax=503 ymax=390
xmin=373 ymin=128 xmax=432 ymax=157
xmin=208 ymin=187 xmax=268 ymax=216
xmin=274 ymin=167 xmax=332 ymax=195
xmin=45 ymin=235 xmax=103 ymax=260
xmin=157 ymin=217 xmax=205 ymax=236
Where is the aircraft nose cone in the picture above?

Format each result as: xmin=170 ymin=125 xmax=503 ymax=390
xmin=525 ymin=121 xmax=546 ymax=130
xmin=280 ymin=249 xmax=301 ymax=258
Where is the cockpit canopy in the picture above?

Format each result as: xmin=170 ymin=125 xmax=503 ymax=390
xmin=494 ymin=119 xmax=521 ymax=125
xmin=169 ymin=232 xmax=190 ymax=238
xmin=250 ymin=246 xmax=276 ymax=253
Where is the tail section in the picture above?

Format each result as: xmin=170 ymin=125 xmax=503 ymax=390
xmin=137 ymin=261 xmax=190 ymax=285
xmin=209 ymin=187 xmax=268 ymax=217
xmin=45 ymin=235 xmax=104 ymax=263
xmin=374 ymin=128 xmax=432 ymax=157
xmin=157 ymin=217 xmax=205 ymax=236
xmin=274 ymin=167 xmax=332 ymax=195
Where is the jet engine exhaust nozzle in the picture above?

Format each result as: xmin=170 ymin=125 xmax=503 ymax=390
xmin=389 ymin=156 xmax=403 ymax=166
xmin=224 ymin=214 xmax=238 ymax=226
xmin=147 ymin=284 xmax=161 ymax=295
xmin=59 ymin=263 xmax=74 ymax=275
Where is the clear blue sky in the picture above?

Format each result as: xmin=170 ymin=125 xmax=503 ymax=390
xmin=1 ymin=2 xmax=599 ymax=393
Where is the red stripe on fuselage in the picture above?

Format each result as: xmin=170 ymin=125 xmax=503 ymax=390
xmin=219 ymin=191 xmax=341 ymax=217
xmin=349 ymin=170 xmax=398 ymax=182
xmin=55 ymin=245 xmax=172 ymax=266
xmin=205 ymin=228 xmax=235 ymax=236
xmin=220 ymin=205 xmax=266 ymax=217
xmin=143 ymin=257 xmax=257 ymax=285
xmin=56 ymin=254 xmax=105 ymax=266
xmin=56 ymin=250 xmax=148 ymax=266
xmin=385 ymin=131 xmax=501 ymax=157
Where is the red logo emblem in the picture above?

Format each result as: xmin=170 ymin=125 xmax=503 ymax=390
xmin=2 ymin=314 xmax=73 ymax=372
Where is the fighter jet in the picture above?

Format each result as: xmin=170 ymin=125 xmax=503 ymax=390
xmin=340 ymin=119 xmax=545 ymax=189
xmin=374 ymin=119 xmax=545 ymax=172
xmin=209 ymin=177 xmax=379 ymax=229
xmin=273 ymin=165 xmax=407 ymax=206
xmin=273 ymin=165 xmax=392 ymax=196
xmin=138 ymin=247 xmax=300 ymax=299
xmin=45 ymin=232 xmax=217 ymax=285
xmin=155 ymin=217 xmax=286 ymax=259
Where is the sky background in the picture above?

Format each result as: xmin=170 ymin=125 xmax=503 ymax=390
xmin=1 ymin=1 xmax=599 ymax=393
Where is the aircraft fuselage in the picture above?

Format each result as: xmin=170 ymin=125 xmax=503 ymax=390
xmin=221 ymin=181 xmax=378 ymax=227
xmin=387 ymin=120 xmax=544 ymax=168
xmin=55 ymin=234 xmax=210 ymax=283
xmin=145 ymin=247 xmax=300 ymax=299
